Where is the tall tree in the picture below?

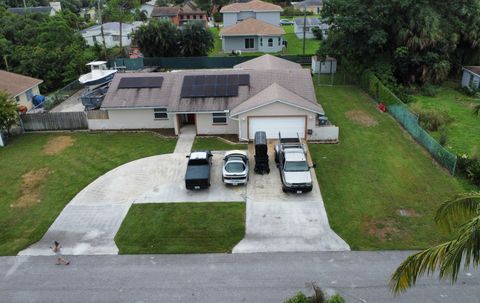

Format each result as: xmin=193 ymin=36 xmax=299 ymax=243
xmin=390 ymin=192 xmax=480 ymax=294
xmin=178 ymin=21 xmax=214 ymax=56
xmin=104 ymin=0 xmax=139 ymax=52
xmin=132 ymin=19 xmax=178 ymax=57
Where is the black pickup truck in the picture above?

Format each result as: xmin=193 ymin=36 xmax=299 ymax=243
xmin=185 ymin=151 xmax=213 ymax=190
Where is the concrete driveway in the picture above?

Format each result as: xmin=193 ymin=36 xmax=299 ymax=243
xmin=233 ymin=142 xmax=350 ymax=253
xmin=20 ymin=132 xmax=245 ymax=256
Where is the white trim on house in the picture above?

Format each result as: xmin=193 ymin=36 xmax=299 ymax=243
xmin=462 ymin=67 xmax=480 ymax=78
xmin=230 ymin=99 xmax=323 ymax=117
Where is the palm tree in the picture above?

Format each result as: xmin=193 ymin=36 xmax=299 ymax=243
xmin=390 ymin=192 xmax=480 ymax=294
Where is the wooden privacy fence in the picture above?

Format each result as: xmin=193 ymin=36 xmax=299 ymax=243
xmin=20 ymin=112 xmax=88 ymax=131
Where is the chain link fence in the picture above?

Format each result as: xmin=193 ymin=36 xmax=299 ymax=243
xmin=360 ymin=70 xmax=457 ymax=175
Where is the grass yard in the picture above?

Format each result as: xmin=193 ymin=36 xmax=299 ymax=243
xmin=208 ymin=25 xmax=319 ymax=56
xmin=309 ymin=82 xmax=469 ymax=250
xmin=409 ymin=82 xmax=480 ymax=156
xmin=115 ymin=202 xmax=245 ymax=254
xmin=192 ymin=137 xmax=247 ymax=151
xmin=0 ymin=132 xmax=176 ymax=255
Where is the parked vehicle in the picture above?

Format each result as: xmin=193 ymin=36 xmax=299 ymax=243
xmin=275 ymin=132 xmax=314 ymax=193
xmin=185 ymin=151 xmax=213 ymax=190
xmin=280 ymin=19 xmax=294 ymax=25
xmin=222 ymin=150 xmax=249 ymax=185
xmin=253 ymin=131 xmax=270 ymax=174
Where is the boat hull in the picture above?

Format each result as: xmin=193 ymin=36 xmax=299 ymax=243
xmin=80 ymin=71 xmax=117 ymax=86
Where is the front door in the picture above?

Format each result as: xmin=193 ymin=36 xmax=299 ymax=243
xmin=181 ymin=114 xmax=196 ymax=125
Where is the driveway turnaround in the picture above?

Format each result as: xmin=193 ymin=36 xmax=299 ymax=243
xmin=1 ymin=252 xmax=479 ymax=303
xmin=19 ymin=132 xmax=245 ymax=256
xmin=233 ymin=145 xmax=349 ymax=253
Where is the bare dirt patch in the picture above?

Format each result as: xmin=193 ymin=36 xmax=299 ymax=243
xmin=11 ymin=168 xmax=52 ymax=208
xmin=364 ymin=220 xmax=406 ymax=242
xmin=43 ymin=136 xmax=74 ymax=155
xmin=345 ymin=110 xmax=378 ymax=127
xmin=397 ymin=208 xmax=419 ymax=217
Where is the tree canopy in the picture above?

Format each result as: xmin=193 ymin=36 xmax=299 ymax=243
xmin=133 ymin=20 xmax=214 ymax=57
xmin=318 ymin=0 xmax=480 ymax=85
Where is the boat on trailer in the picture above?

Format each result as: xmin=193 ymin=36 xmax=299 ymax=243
xmin=78 ymin=61 xmax=117 ymax=86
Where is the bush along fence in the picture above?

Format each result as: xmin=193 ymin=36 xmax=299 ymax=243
xmin=108 ymin=55 xmax=312 ymax=71
xmin=360 ymin=70 xmax=457 ymax=175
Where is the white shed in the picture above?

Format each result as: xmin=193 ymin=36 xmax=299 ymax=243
xmin=311 ymin=56 xmax=337 ymax=74
xmin=461 ymin=66 xmax=480 ymax=89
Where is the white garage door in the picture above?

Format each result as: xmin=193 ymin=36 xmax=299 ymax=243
xmin=248 ymin=116 xmax=306 ymax=139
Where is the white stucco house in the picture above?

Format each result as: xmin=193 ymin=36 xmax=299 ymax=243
xmin=219 ymin=0 xmax=285 ymax=53
xmin=0 ymin=70 xmax=43 ymax=110
xmin=294 ymin=17 xmax=329 ymax=39
xmin=461 ymin=66 xmax=480 ymax=89
xmin=80 ymin=22 xmax=142 ymax=48
xmin=87 ymin=55 xmax=338 ymax=142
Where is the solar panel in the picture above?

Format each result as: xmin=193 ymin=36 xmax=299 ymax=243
xmin=118 ymin=77 xmax=163 ymax=89
xmin=180 ymin=74 xmax=250 ymax=98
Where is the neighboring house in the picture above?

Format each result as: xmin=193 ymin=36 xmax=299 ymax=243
xmin=80 ymin=22 xmax=142 ymax=48
xmin=294 ymin=17 xmax=328 ymax=39
xmin=292 ymin=0 xmax=324 ymax=15
xmin=152 ymin=1 xmax=208 ymax=26
xmin=0 ymin=70 xmax=43 ymax=110
xmin=220 ymin=0 xmax=285 ymax=53
xmin=139 ymin=2 xmax=156 ymax=18
xmin=311 ymin=56 xmax=337 ymax=74
xmin=87 ymin=55 xmax=339 ymax=142
xmin=7 ymin=2 xmax=61 ymax=16
xmin=80 ymin=7 xmax=97 ymax=21
xmin=461 ymin=66 xmax=480 ymax=89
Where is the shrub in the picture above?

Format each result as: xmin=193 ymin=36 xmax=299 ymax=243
xmin=312 ymin=27 xmax=323 ymax=40
xmin=283 ymin=7 xmax=314 ymax=17
xmin=421 ymin=83 xmax=439 ymax=97
xmin=457 ymin=155 xmax=480 ymax=186
xmin=213 ymin=12 xmax=222 ymax=23
xmin=458 ymin=86 xmax=479 ymax=97
xmin=438 ymin=127 xmax=448 ymax=146
xmin=328 ymin=294 xmax=345 ymax=303
xmin=285 ymin=292 xmax=312 ymax=303
xmin=284 ymin=289 xmax=345 ymax=303
xmin=410 ymin=105 xmax=453 ymax=131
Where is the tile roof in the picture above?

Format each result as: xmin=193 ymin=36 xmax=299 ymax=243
xmin=220 ymin=0 xmax=282 ymax=12
xmin=151 ymin=6 xmax=180 ymax=16
xmin=102 ymin=63 xmax=317 ymax=113
xmin=234 ymin=54 xmax=302 ymax=70
xmin=230 ymin=82 xmax=323 ymax=116
xmin=0 ymin=70 xmax=43 ymax=97
xmin=220 ymin=18 xmax=285 ymax=36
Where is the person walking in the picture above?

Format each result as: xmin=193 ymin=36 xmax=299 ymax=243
xmin=50 ymin=241 xmax=69 ymax=265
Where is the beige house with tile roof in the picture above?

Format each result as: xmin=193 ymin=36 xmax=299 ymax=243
xmin=219 ymin=0 xmax=285 ymax=53
xmin=88 ymin=55 xmax=338 ymax=142
xmin=0 ymin=70 xmax=43 ymax=110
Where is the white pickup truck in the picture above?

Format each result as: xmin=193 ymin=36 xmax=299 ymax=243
xmin=274 ymin=133 xmax=315 ymax=193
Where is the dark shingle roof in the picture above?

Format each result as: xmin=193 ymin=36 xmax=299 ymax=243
xmin=7 ymin=6 xmax=53 ymax=16
xmin=151 ymin=6 xmax=180 ymax=16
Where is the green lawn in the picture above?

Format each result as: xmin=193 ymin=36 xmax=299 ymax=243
xmin=208 ymin=25 xmax=320 ymax=56
xmin=0 ymin=132 xmax=176 ymax=255
xmin=192 ymin=137 xmax=247 ymax=151
xmin=309 ymin=82 xmax=469 ymax=250
xmin=409 ymin=82 xmax=480 ymax=156
xmin=115 ymin=202 xmax=245 ymax=254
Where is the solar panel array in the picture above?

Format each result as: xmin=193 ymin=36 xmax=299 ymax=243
xmin=118 ymin=77 xmax=164 ymax=89
xmin=181 ymin=74 xmax=250 ymax=98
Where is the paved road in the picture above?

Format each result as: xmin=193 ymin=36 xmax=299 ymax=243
xmin=1 ymin=252 xmax=478 ymax=303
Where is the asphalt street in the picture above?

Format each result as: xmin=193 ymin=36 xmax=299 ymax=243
xmin=1 ymin=251 xmax=479 ymax=303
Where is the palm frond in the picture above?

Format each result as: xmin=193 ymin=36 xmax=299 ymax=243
xmin=435 ymin=192 xmax=480 ymax=232
xmin=440 ymin=215 xmax=480 ymax=282
xmin=390 ymin=242 xmax=452 ymax=294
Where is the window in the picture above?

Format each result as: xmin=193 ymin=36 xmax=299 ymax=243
xmin=244 ymin=38 xmax=254 ymax=49
xmin=26 ymin=89 xmax=34 ymax=101
xmin=154 ymin=108 xmax=168 ymax=119
xmin=92 ymin=36 xmax=97 ymax=43
xmin=193 ymin=15 xmax=196 ymax=19
xmin=112 ymin=35 xmax=120 ymax=42
xmin=278 ymin=37 xmax=281 ymax=46
xmin=15 ymin=96 xmax=20 ymax=103
xmin=212 ymin=112 xmax=227 ymax=124
xmin=260 ymin=38 xmax=263 ymax=47
xmin=268 ymin=38 xmax=273 ymax=47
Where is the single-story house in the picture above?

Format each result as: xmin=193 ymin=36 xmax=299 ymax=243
xmin=0 ymin=70 xmax=43 ymax=110
xmin=220 ymin=18 xmax=285 ymax=53
xmin=139 ymin=2 xmax=156 ymax=18
xmin=80 ymin=22 xmax=142 ymax=48
xmin=311 ymin=56 xmax=337 ymax=74
xmin=294 ymin=17 xmax=329 ymax=39
xmin=292 ymin=0 xmax=324 ymax=15
xmin=7 ymin=2 xmax=61 ymax=16
xmin=461 ymin=66 xmax=480 ymax=89
xmin=87 ymin=55 xmax=338 ymax=141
